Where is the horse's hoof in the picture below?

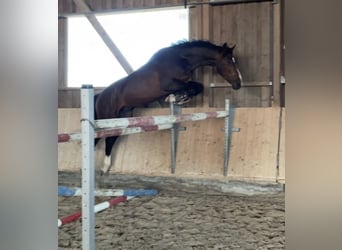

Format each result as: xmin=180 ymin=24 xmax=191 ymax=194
xmin=175 ymin=95 xmax=191 ymax=105
xmin=99 ymin=169 xmax=111 ymax=176
xmin=164 ymin=95 xmax=174 ymax=103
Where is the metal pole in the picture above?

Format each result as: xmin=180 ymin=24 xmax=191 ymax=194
xmin=209 ymin=83 xmax=215 ymax=107
xmin=81 ymin=85 xmax=95 ymax=250
xmin=169 ymin=95 xmax=177 ymax=174
xmin=223 ymin=99 xmax=230 ymax=176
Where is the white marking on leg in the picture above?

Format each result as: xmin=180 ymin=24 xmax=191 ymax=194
xmin=101 ymin=155 xmax=111 ymax=174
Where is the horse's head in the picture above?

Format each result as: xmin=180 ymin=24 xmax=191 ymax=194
xmin=216 ymin=43 xmax=243 ymax=90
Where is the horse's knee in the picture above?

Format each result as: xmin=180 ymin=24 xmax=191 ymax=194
xmin=188 ymin=83 xmax=204 ymax=97
xmin=194 ymin=83 xmax=204 ymax=93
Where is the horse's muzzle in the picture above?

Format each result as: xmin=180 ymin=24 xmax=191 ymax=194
xmin=231 ymin=82 xmax=242 ymax=90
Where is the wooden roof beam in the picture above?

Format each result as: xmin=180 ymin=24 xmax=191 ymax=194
xmin=73 ymin=0 xmax=134 ymax=74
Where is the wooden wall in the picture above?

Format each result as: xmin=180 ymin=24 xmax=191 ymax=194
xmin=58 ymin=0 xmax=282 ymax=108
xmin=58 ymin=106 xmax=285 ymax=183
xmin=189 ymin=2 xmax=274 ymax=108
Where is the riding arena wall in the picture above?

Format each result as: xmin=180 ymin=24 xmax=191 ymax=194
xmin=58 ymin=107 xmax=285 ymax=184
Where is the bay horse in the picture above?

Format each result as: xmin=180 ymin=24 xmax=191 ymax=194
xmin=95 ymin=40 xmax=243 ymax=174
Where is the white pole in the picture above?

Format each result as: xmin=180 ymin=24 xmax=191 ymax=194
xmin=81 ymin=85 xmax=95 ymax=250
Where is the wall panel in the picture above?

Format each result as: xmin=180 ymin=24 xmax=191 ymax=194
xmin=58 ymin=107 xmax=284 ymax=183
xmin=210 ymin=2 xmax=272 ymax=107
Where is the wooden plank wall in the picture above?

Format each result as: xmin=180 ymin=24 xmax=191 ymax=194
xmin=59 ymin=88 xmax=104 ymax=108
xmin=58 ymin=107 xmax=285 ymax=183
xmin=191 ymin=2 xmax=272 ymax=107
xmin=58 ymin=0 xmax=279 ymax=108
xmin=228 ymin=107 xmax=280 ymax=182
xmin=58 ymin=109 xmax=82 ymax=171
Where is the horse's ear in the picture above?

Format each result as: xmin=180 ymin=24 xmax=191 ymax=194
xmin=230 ymin=44 xmax=236 ymax=50
xmin=222 ymin=43 xmax=227 ymax=48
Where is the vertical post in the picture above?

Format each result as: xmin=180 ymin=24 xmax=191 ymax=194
xmin=272 ymin=0 xmax=281 ymax=106
xmin=168 ymin=95 xmax=182 ymax=174
xmin=209 ymin=83 xmax=215 ymax=107
xmin=169 ymin=95 xmax=177 ymax=174
xmin=223 ymin=99 xmax=230 ymax=176
xmin=201 ymin=4 xmax=213 ymax=108
xmin=81 ymin=85 xmax=95 ymax=250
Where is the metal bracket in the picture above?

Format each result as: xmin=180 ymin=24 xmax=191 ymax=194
xmin=222 ymin=127 xmax=240 ymax=132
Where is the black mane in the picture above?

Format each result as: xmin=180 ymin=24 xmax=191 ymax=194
xmin=171 ymin=40 xmax=220 ymax=50
xmin=150 ymin=40 xmax=232 ymax=62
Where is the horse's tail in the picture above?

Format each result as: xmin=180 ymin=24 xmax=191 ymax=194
xmin=94 ymin=93 xmax=100 ymax=146
xmin=94 ymin=93 xmax=99 ymax=120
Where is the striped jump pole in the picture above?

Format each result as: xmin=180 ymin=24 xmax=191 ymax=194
xmin=58 ymin=124 xmax=173 ymax=143
xmin=58 ymin=196 xmax=134 ymax=228
xmin=58 ymin=111 xmax=227 ymax=143
xmin=95 ymin=110 xmax=228 ymax=129
xmin=58 ymin=186 xmax=158 ymax=197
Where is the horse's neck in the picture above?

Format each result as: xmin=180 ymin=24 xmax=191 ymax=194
xmin=181 ymin=47 xmax=219 ymax=69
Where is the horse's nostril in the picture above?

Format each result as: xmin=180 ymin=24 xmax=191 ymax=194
xmin=232 ymin=83 xmax=241 ymax=90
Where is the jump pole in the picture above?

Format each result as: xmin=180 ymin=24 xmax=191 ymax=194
xmin=94 ymin=110 xmax=228 ymax=129
xmin=80 ymin=84 xmax=95 ymax=250
xmin=58 ymin=112 xmax=227 ymax=143
xmin=58 ymin=196 xmax=134 ymax=228
xmin=58 ymin=186 xmax=158 ymax=197
xmin=58 ymin=124 xmax=173 ymax=143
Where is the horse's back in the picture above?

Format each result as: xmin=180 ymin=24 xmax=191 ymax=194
xmin=95 ymin=66 xmax=163 ymax=119
xmin=95 ymin=47 xmax=190 ymax=119
xmin=95 ymin=80 xmax=125 ymax=118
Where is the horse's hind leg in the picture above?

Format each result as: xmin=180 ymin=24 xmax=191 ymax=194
xmin=101 ymin=136 xmax=118 ymax=174
xmin=95 ymin=138 xmax=101 ymax=146
xmin=100 ymin=108 xmax=133 ymax=175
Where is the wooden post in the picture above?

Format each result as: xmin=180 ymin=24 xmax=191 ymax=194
xmin=272 ymin=0 xmax=281 ymax=106
xmin=58 ymin=18 xmax=68 ymax=89
xmin=202 ymin=3 xmax=213 ymax=108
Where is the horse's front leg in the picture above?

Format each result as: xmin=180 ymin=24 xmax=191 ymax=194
xmin=162 ymin=79 xmax=204 ymax=105
xmin=183 ymin=81 xmax=204 ymax=97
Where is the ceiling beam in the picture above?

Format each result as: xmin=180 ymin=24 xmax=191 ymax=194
xmin=73 ymin=0 xmax=134 ymax=74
